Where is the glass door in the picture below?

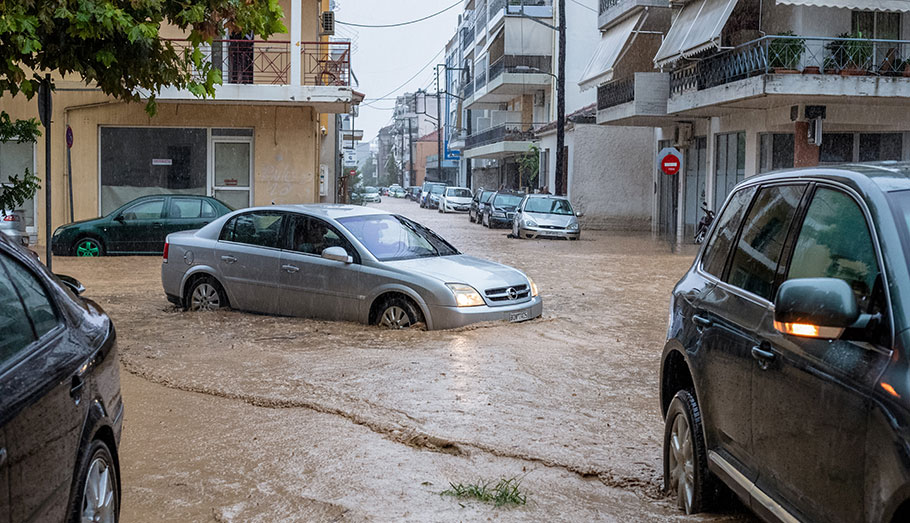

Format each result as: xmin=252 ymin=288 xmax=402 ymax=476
xmin=212 ymin=140 xmax=252 ymax=210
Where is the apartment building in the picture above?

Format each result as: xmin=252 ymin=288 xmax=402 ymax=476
xmin=385 ymin=92 xmax=440 ymax=187
xmin=591 ymin=0 xmax=910 ymax=243
xmin=0 ymin=0 xmax=359 ymax=245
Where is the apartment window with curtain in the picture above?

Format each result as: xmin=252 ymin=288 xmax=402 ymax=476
xmin=715 ymin=132 xmax=746 ymax=210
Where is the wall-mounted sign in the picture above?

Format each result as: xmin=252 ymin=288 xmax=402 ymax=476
xmin=224 ymin=179 xmax=238 ymax=186
xmin=151 ymin=158 xmax=173 ymax=166
xmin=657 ymin=147 xmax=683 ymax=176
xmin=343 ymin=150 xmax=357 ymax=167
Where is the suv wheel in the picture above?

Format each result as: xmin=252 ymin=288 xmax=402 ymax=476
xmin=69 ymin=439 xmax=119 ymax=523
xmin=664 ymin=389 xmax=715 ymax=515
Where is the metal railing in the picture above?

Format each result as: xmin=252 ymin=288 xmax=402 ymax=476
xmin=488 ymin=55 xmax=552 ymax=81
xmin=465 ymin=122 xmax=542 ymax=149
xmin=464 ymin=79 xmax=476 ymax=98
xmin=670 ymin=35 xmax=910 ymax=96
xmin=166 ymin=39 xmax=350 ymax=86
xmin=476 ymin=1 xmax=488 ymax=33
xmin=597 ymin=76 xmax=635 ymax=110
xmin=505 ymin=0 xmax=553 ymax=14
xmin=599 ymin=0 xmax=621 ymax=14
xmin=489 ymin=0 xmax=506 ymax=18
xmin=475 ymin=69 xmax=488 ymax=90
xmin=462 ymin=25 xmax=474 ymax=51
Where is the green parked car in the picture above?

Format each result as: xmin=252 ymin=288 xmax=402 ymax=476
xmin=52 ymin=195 xmax=233 ymax=256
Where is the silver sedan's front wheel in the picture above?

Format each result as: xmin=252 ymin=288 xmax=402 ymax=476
xmin=376 ymin=296 xmax=421 ymax=329
xmin=186 ymin=277 xmax=226 ymax=311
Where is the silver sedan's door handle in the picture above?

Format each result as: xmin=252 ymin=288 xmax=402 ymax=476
xmin=221 ymin=255 xmax=237 ymax=264
xmin=282 ymin=264 xmax=300 ymax=273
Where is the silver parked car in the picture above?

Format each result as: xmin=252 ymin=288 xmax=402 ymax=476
xmin=161 ymin=205 xmax=542 ymax=329
xmin=512 ymin=194 xmax=581 ymax=240
xmin=0 ymin=209 xmax=29 ymax=246
xmin=438 ymin=187 xmax=473 ymax=213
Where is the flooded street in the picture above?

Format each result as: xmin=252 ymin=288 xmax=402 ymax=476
xmin=53 ymin=198 xmax=752 ymax=522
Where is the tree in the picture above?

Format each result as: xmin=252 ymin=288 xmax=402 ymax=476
xmin=384 ymin=154 xmax=401 ymax=188
xmin=518 ymin=144 xmax=540 ymax=188
xmin=0 ymin=0 xmax=285 ymax=213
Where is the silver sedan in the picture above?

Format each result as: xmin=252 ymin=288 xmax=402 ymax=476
xmin=161 ymin=204 xmax=542 ymax=330
xmin=512 ymin=195 xmax=581 ymax=240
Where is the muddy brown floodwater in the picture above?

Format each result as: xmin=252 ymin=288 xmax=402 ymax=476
xmin=50 ymin=198 xmax=755 ymax=522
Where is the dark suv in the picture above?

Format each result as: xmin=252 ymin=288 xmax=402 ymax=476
xmin=482 ymin=191 xmax=524 ymax=228
xmin=0 ymin=234 xmax=123 ymax=522
xmin=661 ymin=163 xmax=910 ymax=523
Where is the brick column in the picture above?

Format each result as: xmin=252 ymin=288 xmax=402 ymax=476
xmin=794 ymin=121 xmax=819 ymax=168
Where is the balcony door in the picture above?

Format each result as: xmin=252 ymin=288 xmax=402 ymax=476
xmin=211 ymin=138 xmax=253 ymax=210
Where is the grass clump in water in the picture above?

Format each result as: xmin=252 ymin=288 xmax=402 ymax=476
xmin=441 ymin=477 xmax=528 ymax=507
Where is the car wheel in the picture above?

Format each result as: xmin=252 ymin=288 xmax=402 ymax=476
xmin=377 ymin=296 xmax=421 ymax=329
xmin=469 ymin=212 xmax=475 ymax=223
xmin=664 ymin=389 xmax=715 ymax=515
xmin=74 ymin=237 xmax=104 ymax=257
xmin=68 ymin=439 xmax=119 ymax=523
xmin=186 ymin=276 xmax=227 ymax=311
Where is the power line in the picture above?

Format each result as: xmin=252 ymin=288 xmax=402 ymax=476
xmin=336 ymin=0 xmax=461 ymax=28
xmin=360 ymin=48 xmax=445 ymax=107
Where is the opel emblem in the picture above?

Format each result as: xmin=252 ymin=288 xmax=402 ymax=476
xmin=507 ymin=287 xmax=518 ymax=300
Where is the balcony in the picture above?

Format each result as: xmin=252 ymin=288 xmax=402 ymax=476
xmin=596 ymin=72 xmax=669 ymax=126
xmin=463 ymin=122 xmax=542 ymax=159
xmin=466 ymin=54 xmax=552 ymax=108
xmin=598 ymin=0 xmax=667 ymax=31
xmin=668 ymin=35 xmax=910 ymax=115
xmin=152 ymin=39 xmax=354 ymax=110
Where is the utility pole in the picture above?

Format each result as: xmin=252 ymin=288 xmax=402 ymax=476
xmin=436 ymin=70 xmax=444 ymax=184
xmin=408 ymin=117 xmax=415 ymax=187
xmin=555 ymin=0 xmax=566 ymax=196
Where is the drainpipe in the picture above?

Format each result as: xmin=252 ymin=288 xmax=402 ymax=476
xmin=62 ymin=97 xmax=121 ymax=223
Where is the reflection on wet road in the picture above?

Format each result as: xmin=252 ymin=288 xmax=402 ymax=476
xmin=53 ymin=198 xmax=753 ymax=521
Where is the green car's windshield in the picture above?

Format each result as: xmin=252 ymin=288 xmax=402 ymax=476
xmin=524 ymin=198 xmax=574 ymax=215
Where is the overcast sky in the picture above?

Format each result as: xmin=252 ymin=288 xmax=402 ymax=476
xmin=335 ymin=0 xmax=461 ymax=143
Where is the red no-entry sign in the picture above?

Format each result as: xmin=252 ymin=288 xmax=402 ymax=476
xmin=661 ymin=154 xmax=681 ymax=176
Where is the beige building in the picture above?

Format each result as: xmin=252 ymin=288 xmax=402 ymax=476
xmin=0 ymin=0 xmax=360 ymax=245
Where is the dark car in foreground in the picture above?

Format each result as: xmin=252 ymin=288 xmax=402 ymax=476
xmin=52 ymin=194 xmax=233 ymax=256
xmin=0 ymin=233 xmax=122 ymax=522
xmin=482 ymin=191 xmax=524 ymax=228
xmin=661 ymin=162 xmax=910 ymax=523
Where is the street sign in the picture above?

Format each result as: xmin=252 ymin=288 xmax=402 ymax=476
xmin=658 ymin=147 xmax=683 ymax=176
xmin=66 ymin=126 xmax=73 ymax=148
xmin=343 ymin=149 xmax=357 ymax=167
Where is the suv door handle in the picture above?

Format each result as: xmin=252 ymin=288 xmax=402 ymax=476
xmin=282 ymin=264 xmax=300 ymax=273
xmin=221 ymin=255 xmax=237 ymax=264
xmin=70 ymin=374 xmax=85 ymax=403
xmin=693 ymin=315 xmax=713 ymax=328
xmin=0 ymin=448 xmax=6 ymax=467
xmin=751 ymin=345 xmax=776 ymax=370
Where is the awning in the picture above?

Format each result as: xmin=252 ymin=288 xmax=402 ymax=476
xmin=578 ymin=13 xmax=643 ymax=91
xmin=654 ymin=0 xmax=740 ymax=68
xmin=776 ymin=0 xmax=910 ymax=11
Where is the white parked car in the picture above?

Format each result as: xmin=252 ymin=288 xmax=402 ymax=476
xmin=438 ymin=187 xmax=473 ymax=213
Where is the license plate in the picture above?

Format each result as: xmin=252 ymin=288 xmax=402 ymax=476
xmin=510 ymin=310 xmax=530 ymax=322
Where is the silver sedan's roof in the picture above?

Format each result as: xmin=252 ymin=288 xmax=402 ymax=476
xmin=244 ymin=204 xmax=390 ymax=220
xmin=525 ymin=194 xmax=568 ymax=200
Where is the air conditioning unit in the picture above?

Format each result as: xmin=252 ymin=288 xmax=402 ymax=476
xmin=320 ymin=11 xmax=335 ymax=36
xmin=674 ymin=123 xmax=693 ymax=148
xmin=534 ymin=90 xmax=545 ymax=107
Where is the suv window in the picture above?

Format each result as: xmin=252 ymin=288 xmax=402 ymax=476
xmin=702 ymin=186 xmax=756 ymax=277
xmin=726 ymin=184 xmax=806 ymax=300
xmin=0 ymin=255 xmax=37 ymax=363
xmin=220 ymin=212 xmax=284 ymax=248
xmin=788 ymin=188 xmax=882 ymax=315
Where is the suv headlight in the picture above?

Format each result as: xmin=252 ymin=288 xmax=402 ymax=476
xmin=528 ymin=277 xmax=539 ymax=297
xmin=447 ymin=283 xmax=485 ymax=307
xmin=493 ymin=211 xmax=506 ymax=218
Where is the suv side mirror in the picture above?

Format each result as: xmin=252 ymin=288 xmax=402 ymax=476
xmin=322 ymin=246 xmax=353 ymax=264
xmin=56 ymin=274 xmax=85 ymax=295
xmin=774 ymin=278 xmax=859 ymax=339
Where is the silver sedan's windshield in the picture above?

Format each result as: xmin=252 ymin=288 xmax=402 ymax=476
xmin=525 ymin=198 xmax=574 ymax=215
xmin=338 ymin=214 xmax=459 ymax=261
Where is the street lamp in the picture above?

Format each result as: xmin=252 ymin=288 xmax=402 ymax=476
xmin=512 ymin=65 xmax=558 ymax=83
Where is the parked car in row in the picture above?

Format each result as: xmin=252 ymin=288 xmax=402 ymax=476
xmin=391 ymin=187 xmax=406 ymax=198
xmin=438 ymin=187 xmax=473 ymax=213
xmin=661 ymin=162 xmax=910 ymax=523
xmin=162 ymin=204 xmax=542 ymax=330
xmin=481 ymin=191 xmax=523 ymax=228
xmin=469 ymin=190 xmax=494 ymax=223
xmin=0 ymin=209 xmax=29 ymax=246
xmin=51 ymin=194 xmax=233 ymax=257
xmin=406 ymin=187 xmax=422 ymax=201
xmin=512 ymin=194 xmax=581 ymax=240
xmin=0 ymin=232 xmax=123 ymax=523
xmin=419 ymin=182 xmax=447 ymax=209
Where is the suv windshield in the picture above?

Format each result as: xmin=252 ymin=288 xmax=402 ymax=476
xmin=447 ymin=188 xmax=472 ymax=198
xmin=525 ymin=198 xmax=574 ymax=215
xmin=493 ymin=194 xmax=523 ymax=208
xmin=338 ymin=214 xmax=459 ymax=261
xmin=430 ymin=185 xmax=446 ymax=194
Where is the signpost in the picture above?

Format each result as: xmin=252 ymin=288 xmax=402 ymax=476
xmin=66 ymin=126 xmax=74 ymax=223
xmin=38 ymin=76 xmax=52 ymax=269
xmin=343 ymin=149 xmax=357 ymax=167
xmin=658 ymin=147 xmax=683 ymax=176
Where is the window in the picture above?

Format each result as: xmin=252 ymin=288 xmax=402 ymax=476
xmin=0 ymin=141 xmax=35 ymax=229
xmin=202 ymin=201 xmax=218 ymax=218
xmin=220 ymin=212 xmax=284 ymax=248
xmin=759 ymin=134 xmax=794 ymax=173
xmin=169 ymin=198 xmax=203 ymax=219
xmin=120 ymin=199 xmax=164 ymax=221
xmin=788 ymin=188 xmax=881 ymax=315
xmin=859 ymin=133 xmax=903 ymax=162
xmin=702 ymin=186 xmax=756 ymax=277
xmin=726 ymin=185 xmax=806 ymax=300
xmin=286 ymin=215 xmax=353 ymax=257
xmin=0 ymin=255 xmax=37 ymax=364
xmin=715 ymin=132 xmax=746 ymax=210
xmin=337 ymin=214 xmax=458 ymax=261
xmin=820 ymin=133 xmax=855 ymax=164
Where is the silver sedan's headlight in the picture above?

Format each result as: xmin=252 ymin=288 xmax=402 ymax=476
xmin=567 ymin=222 xmax=579 ymax=231
xmin=446 ymin=283 xmax=485 ymax=307
xmin=527 ymin=277 xmax=539 ymax=297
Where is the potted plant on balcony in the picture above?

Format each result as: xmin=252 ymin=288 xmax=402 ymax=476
xmin=827 ymin=31 xmax=873 ymax=76
xmin=769 ymin=32 xmax=806 ymax=74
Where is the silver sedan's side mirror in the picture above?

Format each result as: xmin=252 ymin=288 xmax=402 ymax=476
xmin=322 ymin=246 xmax=353 ymax=264
xmin=575 ymin=211 xmax=584 ymax=218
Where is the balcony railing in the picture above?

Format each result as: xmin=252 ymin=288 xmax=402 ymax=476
xmin=599 ymin=0 xmax=620 ymax=14
xmin=167 ymin=39 xmax=351 ymax=86
xmin=476 ymin=1 xmax=488 ymax=32
xmin=597 ymin=76 xmax=635 ymax=111
xmin=670 ymin=35 xmax=910 ymax=96
xmin=462 ymin=25 xmax=475 ymax=51
xmin=505 ymin=0 xmax=553 ymax=16
xmin=475 ymin=69 xmax=488 ymax=90
xmin=465 ymin=122 xmax=542 ymax=149
xmin=464 ymin=79 xmax=476 ymax=98
xmin=488 ymin=55 xmax=552 ymax=81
